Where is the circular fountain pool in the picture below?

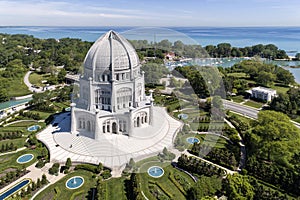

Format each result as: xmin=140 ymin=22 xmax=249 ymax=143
xmin=65 ymin=176 xmax=84 ymax=189
xmin=148 ymin=166 xmax=164 ymax=178
xmin=178 ymin=113 xmax=188 ymax=120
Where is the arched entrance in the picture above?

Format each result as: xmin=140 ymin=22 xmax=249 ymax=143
xmin=137 ymin=117 xmax=140 ymax=127
xmin=87 ymin=121 xmax=91 ymax=132
xmin=112 ymin=122 xmax=117 ymax=134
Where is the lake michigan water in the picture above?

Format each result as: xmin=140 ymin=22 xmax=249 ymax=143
xmin=0 ymin=26 xmax=300 ymax=82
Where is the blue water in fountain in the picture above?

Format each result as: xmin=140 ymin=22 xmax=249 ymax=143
xmin=0 ymin=179 xmax=30 ymax=199
xmin=66 ymin=177 xmax=84 ymax=189
xmin=17 ymin=154 xmax=34 ymax=163
xmin=148 ymin=166 xmax=164 ymax=178
xmin=27 ymin=125 xmax=40 ymax=131
xmin=186 ymin=137 xmax=200 ymax=144
xmin=178 ymin=113 xmax=188 ymax=120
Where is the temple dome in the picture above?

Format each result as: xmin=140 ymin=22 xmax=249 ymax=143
xmin=83 ymin=30 xmax=140 ymax=72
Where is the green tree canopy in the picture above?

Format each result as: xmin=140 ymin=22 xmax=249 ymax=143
xmin=187 ymin=175 xmax=222 ymax=199
xmin=225 ymin=174 xmax=255 ymax=200
xmin=247 ymin=110 xmax=300 ymax=167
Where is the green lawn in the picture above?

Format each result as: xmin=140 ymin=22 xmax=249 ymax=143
xmin=244 ymin=100 xmax=264 ymax=108
xmin=227 ymin=72 xmax=247 ymax=78
xmin=105 ymin=177 xmax=127 ymax=200
xmin=29 ymin=73 xmax=50 ymax=87
xmin=231 ymin=95 xmax=245 ymax=103
xmin=1 ymin=121 xmax=45 ymax=136
xmin=138 ymin=164 xmax=194 ymax=200
xmin=197 ymin=134 xmax=228 ymax=149
xmin=228 ymin=111 xmax=254 ymax=124
xmin=0 ymin=149 xmax=38 ymax=171
xmin=30 ymin=110 xmax=54 ymax=120
xmin=6 ymin=76 xmax=31 ymax=97
xmin=34 ymin=170 xmax=97 ymax=200
xmin=0 ymin=138 xmax=25 ymax=149
xmin=271 ymin=84 xmax=290 ymax=94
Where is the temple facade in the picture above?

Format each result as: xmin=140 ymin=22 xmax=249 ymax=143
xmin=70 ymin=30 xmax=154 ymax=139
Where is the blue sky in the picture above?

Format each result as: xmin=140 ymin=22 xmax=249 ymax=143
xmin=0 ymin=0 xmax=300 ymax=26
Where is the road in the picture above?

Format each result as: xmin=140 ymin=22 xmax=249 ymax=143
xmin=223 ymin=100 xmax=300 ymax=129
xmin=223 ymin=100 xmax=258 ymax=119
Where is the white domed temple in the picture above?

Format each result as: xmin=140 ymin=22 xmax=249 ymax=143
xmin=37 ymin=30 xmax=182 ymax=172
xmin=71 ymin=30 xmax=153 ymax=138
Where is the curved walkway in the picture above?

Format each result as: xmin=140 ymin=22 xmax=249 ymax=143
xmin=4 ymin=120 xmax=38 ymax=127
xmin=24 ymin=71 xmax=43 ymax=93
xmin=24 ymin=71 xmax=34 ymax=92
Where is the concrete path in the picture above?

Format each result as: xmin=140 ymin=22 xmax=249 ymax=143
xmin=24 ymin=71 xmax=43 ymax=93
xmin=0 ymin=147 xmax=27 ymax=157
xmin=37 ymin=107 xmax=182 ymax=175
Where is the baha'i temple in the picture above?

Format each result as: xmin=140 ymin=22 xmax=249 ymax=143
xmin=71 ymin=30 xmax=153 ymax=137
xmin=37 ymin=30 xmax=182 ymax=173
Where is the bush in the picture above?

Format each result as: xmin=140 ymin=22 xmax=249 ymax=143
xmin=101 ymin=169 xmax=112 ymax=179
xmin=74 ymin=164 xmax=98 ymax=173
xmin=35 ymin=160 xmax=45 ymax=168
xmin=49 ymin=163 xmax=60 ymax=175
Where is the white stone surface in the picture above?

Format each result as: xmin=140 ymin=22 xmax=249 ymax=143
xmin=37 ymin=107 xmax=182 ymax=169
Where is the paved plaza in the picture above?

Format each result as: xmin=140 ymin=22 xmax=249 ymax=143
xmin=37 ymin=107 xmax=182 ymax=170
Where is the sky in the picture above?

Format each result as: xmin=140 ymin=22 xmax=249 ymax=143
xmin=0 ymin=0 xmax=300 ymax=27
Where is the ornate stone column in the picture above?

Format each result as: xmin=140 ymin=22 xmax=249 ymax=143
xmin=94 ymin=109 xmax=100 ymax=140
xmin=88 ymin=77 xmax=94 ymax=111
xmin=128 ymin=107 xmax=134 ymax=136
xmin=149 ymin=90 xmax=154 ymax=126
xmin=70 ymin=103 xmax=76 ymax=134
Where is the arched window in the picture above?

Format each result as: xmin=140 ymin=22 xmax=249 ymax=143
xmin=107 ymin=124 xmax=110 ymax=132
xmin=137 ymin=117 xmax=140 ymax=127
xmin=112 ymin=122 xmax=117 ymax=134
xmin=103 ymin=125 xmax=105 ymax=133
xmin=116 ymin=88 xmax=132 ymax=110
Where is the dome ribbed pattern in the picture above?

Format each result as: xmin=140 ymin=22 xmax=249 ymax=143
xmin=83 ymin=30 xmax=139 ymax=71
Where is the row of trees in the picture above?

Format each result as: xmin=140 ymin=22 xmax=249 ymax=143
xmin=190 ymin=143 xmax=239 ymax=170
xmin=19 ymin=174 xmax=48 ymax=198
xmin=0 ymin=131 xmax=22 ymax=141
xmin=205 ymin=43 xmax=288 ymax=59
xmin=177 ymin=155 xmax=225 ymax=177
xmin=130 ymin=39 xmax=288 ymax=59
xmin=18 ymin=110 xmax=41 ymax=120
xmin=0 ymin=169 xmax=27 ymax=189
xmin=0 ymin=142 xmax=17 ymax=153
